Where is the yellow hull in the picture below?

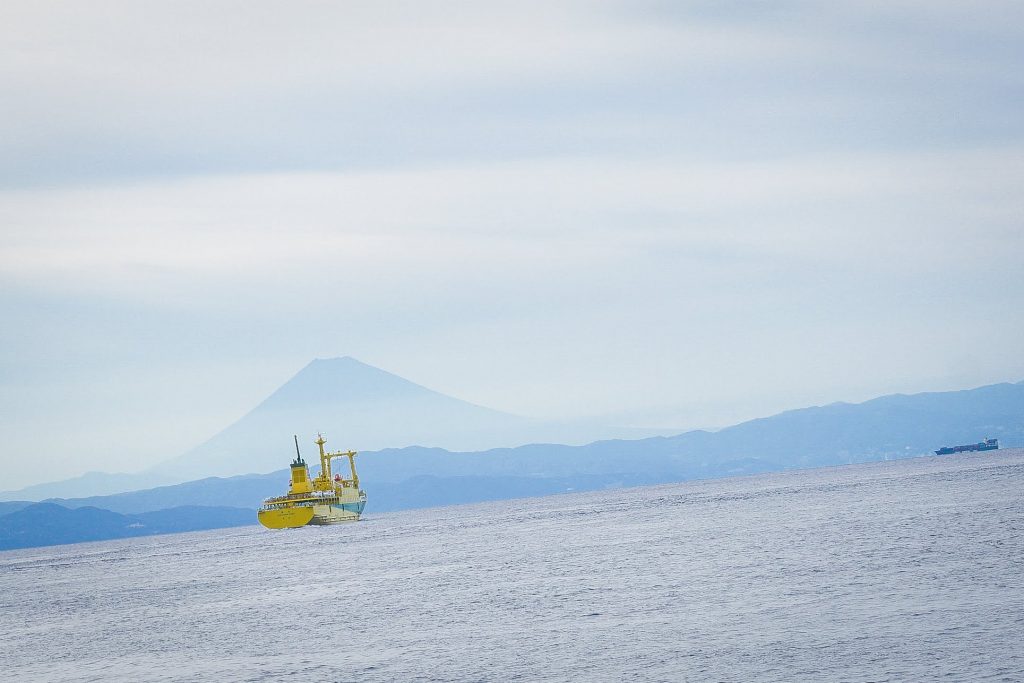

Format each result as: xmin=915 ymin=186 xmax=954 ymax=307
xmin=307 ymin=504 xmax=361 ymax=525
xmin=257 ymin=506 xmax=315 ymax=529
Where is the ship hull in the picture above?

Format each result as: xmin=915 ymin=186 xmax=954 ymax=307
xmin=257 ymin=506 xmax=316 ymax=529
xmin=258 ymin=496 xmax=366 ymax=529
xmin=308 ymin=502 xmax=366 ymax=525
xmin=934 ymin=439 xmax=999 ymax=456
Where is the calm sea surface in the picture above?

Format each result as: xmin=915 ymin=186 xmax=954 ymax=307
xmin=2 ymin=450 xmax=1023 ymax=682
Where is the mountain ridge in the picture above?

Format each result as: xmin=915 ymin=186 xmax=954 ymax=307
xmin=150 ymin=356 xmax=676 ymax=482
xmin=0 ymin=503 xmax=255 ymax=551
xmin=4 ymin=373 xmax=1021 ymax=502
xmin=21 ymin=379 xmax=1024 ymax=518
xmin=4 ymin=377 xmax=1023 ymax=549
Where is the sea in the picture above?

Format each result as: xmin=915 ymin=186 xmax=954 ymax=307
xmin=2 ymin=449 xmax=1022 ymax=682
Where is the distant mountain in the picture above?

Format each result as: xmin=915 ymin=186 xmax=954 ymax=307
xmin=319 ymin=380 xmax=1024 ymax=483
xmin=0 ymin=471 xmax=175 ymax=502
xmin=687 ymin=380 xmax=1024 ymax=466
xmin=5 ymin=380 xmax=1022 ymax=550
xmin=49 ymin=474 xmax=288 ymax=514
xmin=7 ymin=376 xmax=1023 ymax=513
xmin=38 ymin=380 xmax=1024 ymax=519
xmin=0 ymin=501 xmax=33 ymax=517
xmin=1 ymin=356 xmax=674 ymax=501
xmin=0 ymin=503 xmax=254 ymax=551
xmin=151 ymin=356 xmax=673 ymax=482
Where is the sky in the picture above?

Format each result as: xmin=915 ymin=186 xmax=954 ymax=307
xmin=2 ymin=1 xmax=1023 ymax=489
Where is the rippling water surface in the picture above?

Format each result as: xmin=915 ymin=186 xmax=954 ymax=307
xmin=2 ymin=450 xmax=1023 ymax=682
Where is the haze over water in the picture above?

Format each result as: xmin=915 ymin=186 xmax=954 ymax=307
xmin=2 ymin=450 xmax=1022 ymax=682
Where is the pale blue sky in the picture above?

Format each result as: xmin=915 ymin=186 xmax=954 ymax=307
xmin=2 ymin=1 xmax=1023 ymax=488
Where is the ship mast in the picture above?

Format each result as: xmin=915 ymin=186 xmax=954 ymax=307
xmin=316 ymin=434 xmax=331 ymax=480
xmin=346 ymin=450 xmax=359 ymax=489
xmin=313 ymin=434 xmax=359 ymax=491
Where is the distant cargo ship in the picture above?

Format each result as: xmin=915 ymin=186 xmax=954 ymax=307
xmin=257 ymin=434 xmax=366 ymax=529
xmin=934 ymin=438 xmax=999 ymax=456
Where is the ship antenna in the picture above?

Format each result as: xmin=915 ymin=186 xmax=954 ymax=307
xmin=294 ymin=434 xmax=303 ymax=463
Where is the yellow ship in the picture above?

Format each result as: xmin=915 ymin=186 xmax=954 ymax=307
xmin=257 ymin=434 xmax=367 ymax=529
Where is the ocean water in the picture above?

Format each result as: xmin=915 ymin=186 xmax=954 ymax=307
xmin=2 ymin=450 xmax=1023 ymax=682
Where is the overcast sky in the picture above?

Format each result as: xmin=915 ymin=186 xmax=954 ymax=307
xmin=2 ymin=1 xmax=1023 ymax=489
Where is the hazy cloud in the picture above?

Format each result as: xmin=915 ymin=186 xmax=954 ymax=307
xmin=1 ymin=1 xmax=1023 ymax=487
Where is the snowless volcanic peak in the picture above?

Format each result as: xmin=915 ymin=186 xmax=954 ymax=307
xmin=259 ymin=357 xmax=443 ymax=406
xmin=153 ymin=357 xmax=536 ymax=480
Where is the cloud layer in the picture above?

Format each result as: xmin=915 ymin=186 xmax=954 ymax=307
xmin=1 ymin=1 xmax=1023 ymax=487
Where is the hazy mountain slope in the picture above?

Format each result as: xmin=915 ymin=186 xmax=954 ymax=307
xmin=13 ymin=378 xmax=1024 ymax=515
xmin=1 ymin=356 xmax=678 ymax=500
xmin=0 ymin=501 xmax=33 ymax=516
xmin=355 ymin=378 xmax=1024 ymax=480
xmin=153 ymin=356 xmax=527 ymax=479
xmin=49 ymin=474 xmax=287 ymax=514
xmin=0 ymin=471 xmax=176 ymax=503
xmin=0 ymin=503 xmax=255 ymax=551
xmin=679 ymin=380 xmax=1024 ymax=466
xmin=5 ymin=380 xmax=1020 ymax=551
xmin=42 ymin=379 xmax=1024 ymax=520
xmin=151 ymin=356 xmax=672 ymax=482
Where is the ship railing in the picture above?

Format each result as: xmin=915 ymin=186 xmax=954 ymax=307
xmin=260 ymin=493 xmax=343 ymax=508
